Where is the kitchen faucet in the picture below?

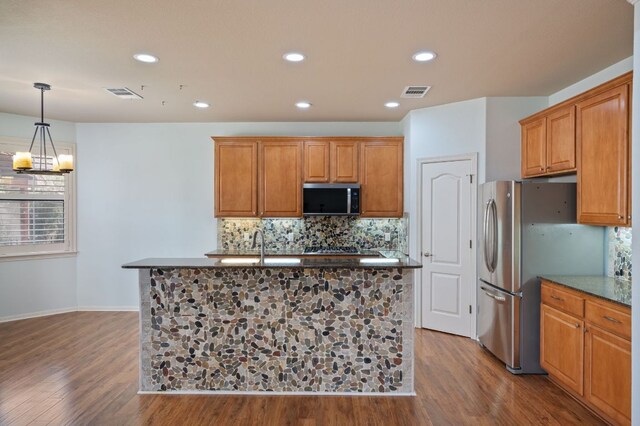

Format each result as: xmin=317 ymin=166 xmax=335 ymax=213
xmin=252 ymin=229 xmax=265 ymax=263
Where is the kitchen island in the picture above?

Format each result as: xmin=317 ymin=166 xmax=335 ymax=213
xmin=122 ymin=256 xmax=421 ymax=395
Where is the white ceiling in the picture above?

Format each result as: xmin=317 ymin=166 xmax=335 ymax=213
xmin=0 ymin=0 xmax=633 ymax=123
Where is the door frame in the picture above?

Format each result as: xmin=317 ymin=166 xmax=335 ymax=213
xmin=415 ymin=153 xmax=478 ymax=338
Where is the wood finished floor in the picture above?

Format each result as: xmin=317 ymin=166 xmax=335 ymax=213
xmin=0 ymin=312 xmax=604 ymax=426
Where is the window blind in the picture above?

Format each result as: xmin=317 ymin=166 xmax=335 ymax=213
xmin=0 ymin=151 xmax=67 ymax=247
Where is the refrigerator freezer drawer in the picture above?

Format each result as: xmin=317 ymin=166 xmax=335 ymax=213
xmin=477 ymin=282 xmax=521 ymax=370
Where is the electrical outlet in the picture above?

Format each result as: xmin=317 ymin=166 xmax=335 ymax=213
xmin=384 ymin=233 xmax=391 ymax=242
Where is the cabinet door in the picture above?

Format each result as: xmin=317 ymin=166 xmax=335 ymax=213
xmin=546 ymin=106 xmax=576 ymax=173
xmin=540 ymin=304 xmax=584 ymax=395
xmin=330 ymin=141 xmax=359 ymax=182
xmin=360 ymin=139 xmax=403 ymax=217
xmin=577 ymin=84 xmax=629 ymax=226
xmin=585 ymin=325 xmax=631 ymax=425
xmin=303 ymin=140 xmax=330 ymax=182
xmin=521 ymin=118 xmax=547 ymax=177
xmin=214 ymin=140 xmax=258 ymax=217
xmin=259 ymin=141 xmax=302 ymax=217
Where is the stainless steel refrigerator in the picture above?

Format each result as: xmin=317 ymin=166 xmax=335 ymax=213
xmin=477 ymin=181 xmax=604 ymax=374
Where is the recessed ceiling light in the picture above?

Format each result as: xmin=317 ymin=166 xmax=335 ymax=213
xmin=296 ymin=101 xmax=311 ymax=109
xmin=412 ymin=51 xmax=437 ymax=62
xmin=283 ymin=52 xmax=305 ymax=62
xmin=385 ymin=101 xmax=400 ymax=108
xmin=133 ymin=53 xmax=159 ymax=63
xmin=193 ymin=101 xmax=210 ymax=108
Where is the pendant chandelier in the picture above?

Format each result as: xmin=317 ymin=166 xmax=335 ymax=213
xmin=12 ymin=82 xmax=74 ymax=175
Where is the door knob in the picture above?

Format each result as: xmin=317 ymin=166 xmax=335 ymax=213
xmin=423 ymin=252 xmax=433 ymax=257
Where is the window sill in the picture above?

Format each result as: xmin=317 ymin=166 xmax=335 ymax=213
xmin=0 ymin=250 xmax=78 ymax=262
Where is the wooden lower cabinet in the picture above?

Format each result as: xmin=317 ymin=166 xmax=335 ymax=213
xmin=540 ymin=304 xmax=584 ymax=395
xmin=585 ymin=325 xmax=632 ymax=425
xmin=541 ymin=280 xmax=631 ymax=425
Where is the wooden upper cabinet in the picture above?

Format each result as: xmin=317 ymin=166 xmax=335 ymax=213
xmin=214 ymin=140 xmax=258 ymax=217
xmin=577 ymin=84 xmax=629 ymax=226
xmin=360 ymin=138 xmax=403 ymax=217
xmin=585 ymin=325 xmax=632 ymax=425
xmin=303 ymin=140 xmax=330 ymax=182
xmin=521 ymin=109 xmax=575 ymax=178
xmin=540 ymin=304 xmax=584 ymax=396
xmin=330 ymin=141 xmax=359 ymax=183
xmin=521 ymin=118 xmax=547 ymax=177
xmin=546 ymin=106 xmax=576 ymax=173
xmin=304 ymin=139 xmax=359 ymax=183
xmin=259 ymin=140 xmax=302 ymax=217
xmin=214 ymin=136 xmax=402 ymax=218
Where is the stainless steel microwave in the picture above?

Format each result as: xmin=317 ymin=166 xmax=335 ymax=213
xmin=303 ymin=184 xmax=360 ymax=216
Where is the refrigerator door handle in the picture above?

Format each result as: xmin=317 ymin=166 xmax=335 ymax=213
xmin=483 ymin=199 xmax=497 ymax=273
xmin=480 ymin=285 xmax=506 ymax=302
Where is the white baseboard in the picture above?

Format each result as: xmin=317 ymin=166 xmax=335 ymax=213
xmin=77 ymin=305 xmax=139 ymax=312
xmin=0 ymin=307 xmax=77 ymax=323
xmin=0 ymin=305 xmax=140 ymax=323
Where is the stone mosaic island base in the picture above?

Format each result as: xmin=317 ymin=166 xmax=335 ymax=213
xmin=123 ymin=259 xmax=418 ymax=395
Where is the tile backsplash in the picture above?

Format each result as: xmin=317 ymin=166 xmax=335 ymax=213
xmin=607 ymin=226 xmax=631 ymax=280
xmin=218 ymin=215 xmax=409 ymax=253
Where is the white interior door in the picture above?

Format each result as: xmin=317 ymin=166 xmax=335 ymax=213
xmin=421 ymin=160 xmax=473 ymax=337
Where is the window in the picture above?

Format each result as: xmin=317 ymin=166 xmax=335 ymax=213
xmin=0 ymin=138 xmax=76 ymax=258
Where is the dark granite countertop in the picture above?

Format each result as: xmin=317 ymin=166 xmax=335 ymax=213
xmin=540 ymin=275 xmax=632 ymax=308
xmin=123 ymin=256 xmax=422 ymax=269
xmin=204 ymin=248 xmax=386 ymax=257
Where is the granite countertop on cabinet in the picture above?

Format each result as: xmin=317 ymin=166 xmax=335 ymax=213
xmin=123 ymin=256 xmax=422 ymax=270
xmin=540 ymin=275 xmax=632 ymax=308
xmin=204 ymin=248 xmax=385 ymax=257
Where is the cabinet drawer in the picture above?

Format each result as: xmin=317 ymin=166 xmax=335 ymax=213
xmin=585 ymin=300 xmax=631 ymax=340
xmin=541 ymin=283 xmax=584 ymax=317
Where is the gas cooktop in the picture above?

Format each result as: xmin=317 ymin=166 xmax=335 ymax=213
xmin=303 ymin=246 xmax=359 ymax=255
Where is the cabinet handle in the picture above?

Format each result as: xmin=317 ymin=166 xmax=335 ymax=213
xmin=550 ymin=295 xmax=564 ymax=302
xmin=618 ymin=215 xmax=623 ymax=220
xmin=574 ymin=323 xmax=580 ymax=328
xmin=603 ymin=315 xmax=621 ymax=324
xmin=628 ymin=215 xmax=631 ymax=220
xmin=540 ymin=167 xmax=544 ymax=171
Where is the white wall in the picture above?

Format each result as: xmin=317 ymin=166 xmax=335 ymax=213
xmin=75 ymin=121 xmax=401 ymax=309
xmin=548 ymin=56 xmax=633 ymax=106
xmin=403 ymin=98 xmax=487 ymax=264
xmin=485 ymin=97 xmax=548 ymax=181
xmin=404 ymin=96 xmax=548 ymax=327
xmin=631 ymin=5 xmax=639 ymax=424
xmin=0 ymin=113 xmax=78 ymax=321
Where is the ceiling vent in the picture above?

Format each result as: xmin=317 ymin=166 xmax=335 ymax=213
xmin=104 ymin=87 xmax=143 ymax=100
xmin=401 ymin=85 xmax=431 ymax=98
